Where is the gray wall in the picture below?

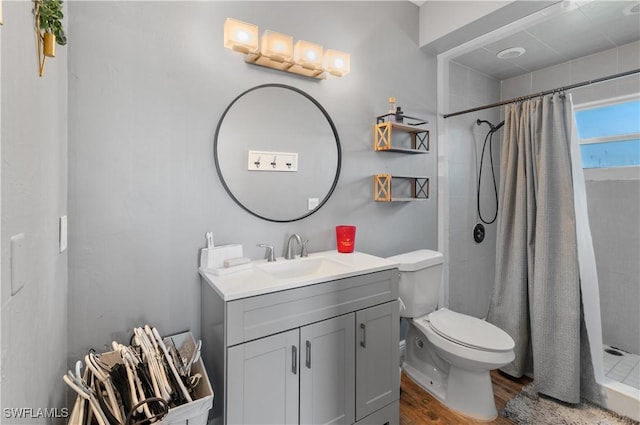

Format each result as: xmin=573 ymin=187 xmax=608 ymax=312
xmin=446 ymin=61 xmax=501 ymax=318
xmin=501 ymin=41 xmax=640 ymax=355
xmin=68 ymin=1 xmax=437 ymax=362
xmin=1 ymin=0 xmax=69 ymax=420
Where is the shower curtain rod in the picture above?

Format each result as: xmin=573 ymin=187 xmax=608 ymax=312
xmin=443 ymin=68 xmax=640 ymax=119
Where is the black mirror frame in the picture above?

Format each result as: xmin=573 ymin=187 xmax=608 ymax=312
xmin=214 ymin=84 xmax=342 ymax=223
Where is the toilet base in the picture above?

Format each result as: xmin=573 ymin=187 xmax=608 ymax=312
xmin=403 ymin=363 xmax=498 ymax=421
xmin=403 ymin=322 xmax=501 ymax=421
xmin=446 ymin=366 xmax=497 ymax=421
xmin=402 ymin=361 xmax=446 ymax=402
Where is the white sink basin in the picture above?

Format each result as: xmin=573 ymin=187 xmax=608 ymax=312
xmin=201 ymin=250 xmax=397 ymax=301
xmin=256 ymin=256 xmax=351 ymax=280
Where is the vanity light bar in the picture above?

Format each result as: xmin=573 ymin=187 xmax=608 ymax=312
xmin=223 ymin=18 xmax=350 ymax=79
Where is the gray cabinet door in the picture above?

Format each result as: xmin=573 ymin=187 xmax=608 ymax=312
xmin=355 ymin=301 xmax=400 ymax=421
xmin=300 ymin=314 xmax=356 ymax=425
xmin=227 ymin=329 xmax=300 ymax=425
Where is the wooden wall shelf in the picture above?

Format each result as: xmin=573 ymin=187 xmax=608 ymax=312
xmin=374 ymin=174 xmax=429 ymax=202
xmin=373 ymin=112 xmax=431 ymax=202
xmin=373 ymin=121 xmax=429 ymax=153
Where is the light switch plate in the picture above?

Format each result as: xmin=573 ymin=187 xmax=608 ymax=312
xmin=60 ymin=215 xmax=68 ymax=253
xmin=10 ymin=233 xmax=26 ymax=296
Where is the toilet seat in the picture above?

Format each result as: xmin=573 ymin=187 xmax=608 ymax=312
xmin=419 ymin=308 xmax=514 ymax=352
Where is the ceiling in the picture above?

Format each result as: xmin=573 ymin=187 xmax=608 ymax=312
xmin=452 ymin=1 xmax=640 ymax=80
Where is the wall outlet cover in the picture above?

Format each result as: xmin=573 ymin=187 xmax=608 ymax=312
xmin=308 ymin=198 xmax=319 ymax=210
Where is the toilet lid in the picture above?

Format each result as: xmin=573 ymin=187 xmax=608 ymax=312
xmin=427 ymin=308 xmax=514 ymax=352
xmin=387 ymin=249 xmax=443 ymax=271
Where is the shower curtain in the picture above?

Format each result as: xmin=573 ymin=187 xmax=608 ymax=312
xmin=487 ymin=92 xmax=600 ymax=404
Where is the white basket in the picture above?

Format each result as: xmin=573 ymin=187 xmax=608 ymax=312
xmin=99 ymin=332 xmax=213 ymax=425
xmin=159 ymin=332 xmax=213 ymax=425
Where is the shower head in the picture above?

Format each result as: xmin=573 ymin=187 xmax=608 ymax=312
xmin=476 ymin=119 xmax=504 ymax=133
xmin=476 ymin=119 xmax=494 ymax=130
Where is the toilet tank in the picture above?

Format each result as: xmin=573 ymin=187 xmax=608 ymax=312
xmin=387 ymin=249 xmax=444 ymax=318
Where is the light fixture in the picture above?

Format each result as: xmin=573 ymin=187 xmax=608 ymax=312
xmin=325 ymin=49 xmax=351 ymax=77
xmin=261 ymin=30 xmax=293 ymax=62
xmin=246 ymin=30 xmax=294 ymax=71
xmin=289 ymin=40 xmax=325 ymax=78
xmin=293 ymin=40 xmax=324 ymax=70
xmin=224 ymin=18 xmax=259 ymax=54
xmin=496 ymin=47 xmax=526 ymax=60
xmin=223 ymin=18 xmax=350 ymax=80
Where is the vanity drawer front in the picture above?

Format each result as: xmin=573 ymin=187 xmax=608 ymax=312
xmin=226 ymin=269 xmax=398 ymax=346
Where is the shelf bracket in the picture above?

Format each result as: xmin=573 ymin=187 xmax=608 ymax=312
xmin=374 ymin=122 xmax=429 ymax=153
xmin=414 ymin=178 xmax=429 ymax=199
xmin=374 ymin=122 xmax=391 ymax=151
xmin=374 ymin=174 xmax=391 ymax=202
xmin=374 ymin=174 xmax=429 ymax=202
xmin=414 ymin=131 xmax=430 ymax=152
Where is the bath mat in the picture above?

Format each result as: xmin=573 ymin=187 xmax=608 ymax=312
xmin=501 ymin=383 xmax=639 ymax=424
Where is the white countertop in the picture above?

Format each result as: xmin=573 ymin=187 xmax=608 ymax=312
xmin=199 ymin=250 xmax=398 ymax=301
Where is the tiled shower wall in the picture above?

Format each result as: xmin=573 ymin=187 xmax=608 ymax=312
xmin=587 ymin=180 xmax=640 ymax=355
xmin=446 ymin=62 xmax=501 ymax=319
xmin=501 ymin=41 xmax=640 ymax=355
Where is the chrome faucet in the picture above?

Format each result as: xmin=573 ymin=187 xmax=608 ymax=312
xmin=257 ymin=243 xmax=276 ymax=262
xmin=285 ymin=234 xmax=302 ymax=260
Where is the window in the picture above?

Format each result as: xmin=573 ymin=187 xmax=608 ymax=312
xmin=574 ymin=97 xmax=640 ymax=169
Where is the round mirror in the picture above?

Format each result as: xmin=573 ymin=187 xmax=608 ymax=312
xmin=214 ymin=84 xmax=342 ymax=222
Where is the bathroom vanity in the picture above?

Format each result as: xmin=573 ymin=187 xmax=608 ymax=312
xmin=200 ymin=250 xmax=400 ymax=425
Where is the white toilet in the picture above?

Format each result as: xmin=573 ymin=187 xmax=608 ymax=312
xmin=388 ymin=249 xmax=515 ymax=421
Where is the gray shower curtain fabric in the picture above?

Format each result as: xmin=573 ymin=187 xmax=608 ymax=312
xmin=487 ymin=93 xmax=585 ymax=404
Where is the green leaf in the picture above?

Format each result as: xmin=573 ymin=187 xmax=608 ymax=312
xmin=37 ymin=0 xmax=67 ymax=46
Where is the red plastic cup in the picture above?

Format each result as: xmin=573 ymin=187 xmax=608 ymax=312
xmin=336 ymin=225 xmax=356 ymax=253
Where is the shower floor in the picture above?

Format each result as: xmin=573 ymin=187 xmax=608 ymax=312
xmin=603 ymin=345 xmax=640 ymax=390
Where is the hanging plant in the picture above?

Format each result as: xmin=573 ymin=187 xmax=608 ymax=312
xmin=34 ymin=0 xmax=67 ymax=76
xmin=37 ymin=0 xmax=67 ymax=54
